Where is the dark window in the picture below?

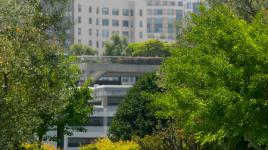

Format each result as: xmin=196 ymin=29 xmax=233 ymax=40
xmin=89 ymin=6 xmax=92 ymax=13
xmin=107 ymin=96 xmax=123 ymax=106
xmin=123 ymin=9 xmax=129 ymax=16
xmin=88 ymin=117 xmax=103 ymax=126
xmin=122 ymin=20 xmax=129 ymax=27
xmin=107 ymin=117 xmax=114 ymax=126
xmin=102 ymin=19 xmax=109 ymax=26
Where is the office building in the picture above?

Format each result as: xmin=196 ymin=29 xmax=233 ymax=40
xmin=71 ymin=0 xmax=202 ymax=55
xmin=64 ymin=56 xmax=162 ymax=149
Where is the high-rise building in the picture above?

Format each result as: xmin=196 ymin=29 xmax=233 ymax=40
xmin=72 ymin=0 xmax=147 ymax=55
xmin=71 ymin=0 xmax=202 ymax=55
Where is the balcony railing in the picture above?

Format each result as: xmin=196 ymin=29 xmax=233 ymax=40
xmin=78 ymin=56 xmax=163 ymax=65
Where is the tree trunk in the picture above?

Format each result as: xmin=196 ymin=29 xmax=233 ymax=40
xmin=57 ymin=124 xmax=65 ymax=150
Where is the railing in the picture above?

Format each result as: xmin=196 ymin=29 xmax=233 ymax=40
xmin=78 ymin=56 xmax=163 ymax=65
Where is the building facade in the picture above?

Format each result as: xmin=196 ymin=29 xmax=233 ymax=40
xmin=71 ymin=0 xmax=202 ymax=55
xmin=63 ymin=56 xmax=162 ymax=149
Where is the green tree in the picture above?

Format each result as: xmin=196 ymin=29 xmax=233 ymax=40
xmin=0 ymin=0 xmax=85 ymax=149
xmin=207 ymin=0 xmax=268 ymax=21
xmin=126 ymin=39 xmax=172 ymax=57
xmin=69 ymin=44 xmax=96 ymax=55
xmin=108 ymin=73 xmax=161 ymax=141
xmin=156 ymin=6 xmax=268 ymax=149
xmin=104 ymin=34 xmax=128 ymax=56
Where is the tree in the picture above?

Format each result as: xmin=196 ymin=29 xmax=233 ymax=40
xmin=0 ymin=0 xmax=85 ymax=149
xmin=69 ymin=44 xmax=96 ymax=56
xmin=126 ymin=39 xmax=172 ymax=57
xmin=104 ymin=34 xmax=128 ymax=56
xmin=207 ymin=0 xmax=268 ymax=21
xmin=108 ymin=73 xmax=161 ymax=141
xmin=156 ymin=6 xmax=268 ymax=149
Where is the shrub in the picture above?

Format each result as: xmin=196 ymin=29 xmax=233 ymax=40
xmin=80 ymin=138 xmax=140 ymax=150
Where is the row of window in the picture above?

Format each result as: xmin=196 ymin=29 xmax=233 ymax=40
xmin=147 ymin=0 xmax=183 ymax=6
xmin=77 ymin=28 xmax=143 ymax=40
xmin=147 ymin=9 xmax=183 ymax=16
xmin=78 ymin=17 xmax=143 ymax=28
xmin=78 ymin=5 xmax=143 ymax=17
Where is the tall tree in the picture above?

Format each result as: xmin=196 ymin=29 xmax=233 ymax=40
xmin=0 ymin=0 xmax=84 ymax=149
xmin=207 ymin=0 xmax=268 ymax=21
xmin=104 ymin=34 xmax=128 ymax=56
xmin=156 ymin=6 xmax=268 ymax=149
xmin=108 ymin=73 xmax=161 ymax=141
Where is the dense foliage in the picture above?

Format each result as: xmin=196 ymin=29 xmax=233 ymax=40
xmin=69 ymin=44 xmax=96 ymax=56
xmin=104 ymin=34 xmax=128 ymax=56
xmin=126 ymin=39 xmax=172 ymax=57
xmin=80 ymin=138 xmax=140 ymax=150
xmin=155 ymin=5 xmax=268 ymax=149
xmin=108 ymin=73 xmax=161 ymax=141
xmin=0 ymin=0 xmax=92 ymax=149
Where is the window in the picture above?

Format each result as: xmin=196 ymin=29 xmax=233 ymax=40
xmin=96 ymin=7 xmax=99 ymax=14
xmin=140 ymin=32 xmax=143 ymax=38
xmin=107 ymin=117 xmax=114 ymax=126
xmin=96 ymin=29 xmax=99 ymax=37
xmin=112 ymin=20 xmax=119 ymax=27
xmin=88 ymin=29 xmax=92 ymax=35
xmin=88 ymin=17 xmax=92 ymax=24
xmin=139 ymin=9 xmax=143 ymax=16
xmin=122 ymin=31 xmax=129 ymax=37
xmin=102 ymin=29 xmax=109 ymax=38
xmin=78 ymin=39 xmax=81 ymax=44
xmin=130 ymin=20 xmax=134 ymax=27
xmin=68 ymin=138 xmax=96 ymax=147
xmin=187 ymin=2 xmax=192 ymax=9
xmin=96 ymin=19 xmax=99 ymax=25
xmin=122 ymin=9 xmax=129 ymax=16
xmin=78 ymin=4 xmax=81 ymax=12
xmin=89 ymin=6 xmax=92 ymax=13
xmin=193 ymin=2 xmax=200 ymax=13
xmin=112 ymin=9 xmax=119 ymax=15
xmin=130 ymin=9 xmax=134 ymax=16
xmin=122 ymin=20 xmax=129 ymax=27
xmin=78 ymin=16 xmax=81 ymax=23
xmin=178 ymin=1 xmax=183 ymax=6
xmin=77 ymin=28 xmax=81 ymax=35
xmin=88 ymin=40 xmax=92 ymax=46
xmin=96 ymin=41 xmax=99 ymax=48
xmin=88 ymin=117 xmax=103 ymax=126
xmin=107 ymin=96 xmax=123 ymax=106
xmin=139 ymin=21 xmax=143 ymax=27
xmin=102 ymin=19 xmax=109 ymax=26
xmin=169 ymin=1 xmax=175 ymax=6
xmin=155 ymin=18 xmax=163 ymax=33
xmin=102 ymin=8 xmax=109 ymax=15
xmin=168 ymin=18 xmax=174 ymax=33
xmin=176 ymin=10 xmax=183 ymax=20
xmin=121 ymin=77 xmax=136 ymax=85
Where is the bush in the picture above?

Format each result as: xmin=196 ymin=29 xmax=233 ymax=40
xmin=80 ymin=138 xmax=140 ymax=150
xmin=22 ymin=143 xmax=56 ymax=150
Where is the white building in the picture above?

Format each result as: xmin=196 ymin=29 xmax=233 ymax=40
xmin=63 ymin=56 xmax=162 ymax=150
xmin=71 ymin=0 xmax=202 ymax=55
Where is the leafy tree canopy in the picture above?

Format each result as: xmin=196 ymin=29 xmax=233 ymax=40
xmin=69 ymin=44 xmax=96 ymax=56
xmin=126 ymin=39 xmax=172 ymax=57
xmin=155 ymin=5 xmax=268 ymax=149
xmin=108 ymin=73 xmax=161 ymax=141
xmin=104 ymin=34 xmax=128 ymax=56
xmin=0 ymin=0 xmax=88 ymax=149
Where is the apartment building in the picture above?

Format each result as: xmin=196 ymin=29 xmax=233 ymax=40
xmin=73 ymin=0 xmax=147 ymax=55
xmin=71 ymin=0 xmax=202 ymax=55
